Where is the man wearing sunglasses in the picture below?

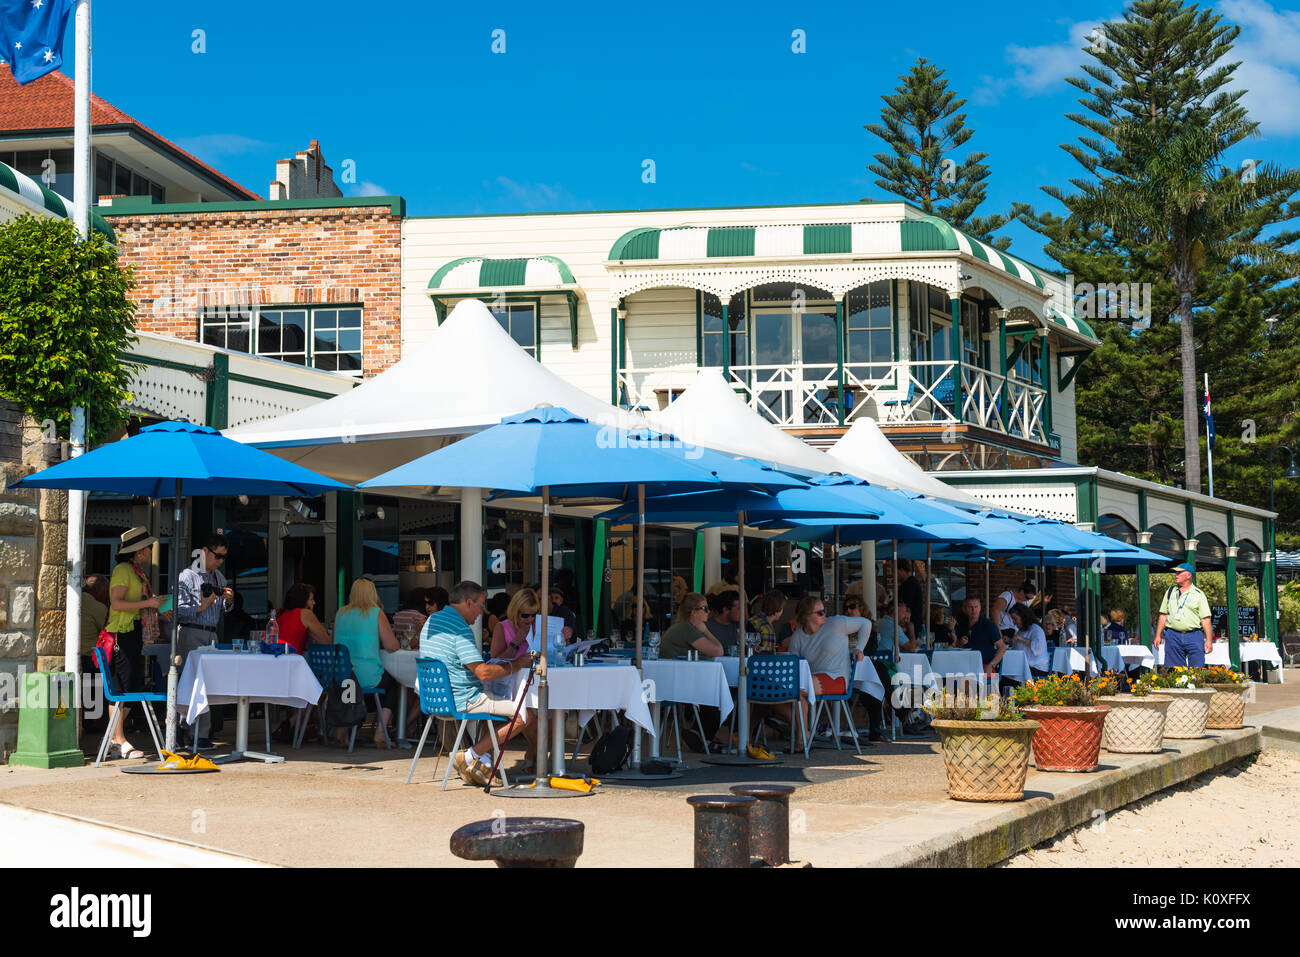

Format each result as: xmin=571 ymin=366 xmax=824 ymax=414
xmin=176 ymin=533 xmax=235 ymax=750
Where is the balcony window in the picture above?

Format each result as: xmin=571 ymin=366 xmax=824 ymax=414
xmin=701 ymin=294 xmax=747 ymax=368
xmin=846 ymin=281 xmax=893 ymax=379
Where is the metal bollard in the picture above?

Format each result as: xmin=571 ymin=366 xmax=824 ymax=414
xmin=730 ymin=783 xmax=795 ymax=865
xmin=687 ymin=794 xmax=755 ymax=868
xmin=449 ymin=817 xmax=584 ymax=868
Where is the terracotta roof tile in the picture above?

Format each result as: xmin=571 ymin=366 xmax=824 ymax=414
xmin=0 ymin=66 xmax=259 ymax=200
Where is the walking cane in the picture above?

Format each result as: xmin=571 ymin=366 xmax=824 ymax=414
xmin=484 ymin=651 xmax=539 ymax=795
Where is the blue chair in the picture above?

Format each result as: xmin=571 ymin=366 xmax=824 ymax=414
xmin=882 ymin=380 xmax=916 ymax=422
xmin=293 ymin=644 xmax=344 ymax=749
xmin=747 ymin=654 xmax=809 ymax=758
xmin=871 ymin=651 xmax=902 ymax=740
xmin=933 ymin=377 xmax=955 ymax=409
xmin=809 ymin=655 xmax=862 ymax=755
xmin=92 ymin=646 xmax=166 ymax=767
xmin=405 ymin=658 xmax=511 ymax=789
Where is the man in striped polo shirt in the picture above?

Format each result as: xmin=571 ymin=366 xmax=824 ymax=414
xmin=421 ymin=580 xmax=534 ymax=786
xmin=1152 ymin=564 xmax=1213 ymax=669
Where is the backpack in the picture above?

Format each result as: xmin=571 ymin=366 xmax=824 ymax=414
xmin=589 ymin=723 xmax=633 ymax=774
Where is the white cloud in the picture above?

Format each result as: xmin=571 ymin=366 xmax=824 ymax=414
xmin=174 ymin=133 xmax=268 ymax=160
xmin=348 ymin=181 xmax=389 ymax=196
xmin=1219 ymin=0 xmax=1300 ymax=136
xmin=974 ymin=20 xmax=1109 ymax=104
xmin=493 ymin=176 xmax=578 ymax=211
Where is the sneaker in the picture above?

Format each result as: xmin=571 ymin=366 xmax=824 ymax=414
xmin=195 ymin=739 xmax=216 ymax=752
xmin=453 ymin=750 xmax=477 ymax=785
xmin=472 ymin=759 xmax=498 ymax=787
xmin=815 ymin=722 xmax=832 ymax=738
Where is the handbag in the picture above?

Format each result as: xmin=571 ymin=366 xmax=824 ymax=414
xmin=95 ymin=629 xmax=116 ymax=666
xmin=323 ymin=646 xmax=368 ymax=729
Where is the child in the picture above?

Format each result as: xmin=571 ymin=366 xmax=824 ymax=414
xmin=1104 ymin=609 xmax=1129 ymax=645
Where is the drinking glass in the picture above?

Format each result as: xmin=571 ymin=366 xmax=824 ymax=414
xmin=232 ymin=639 xmax=244 ymax=653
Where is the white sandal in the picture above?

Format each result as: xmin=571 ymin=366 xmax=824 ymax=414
xmin=114 ymin=741 xmax=145 ymax=760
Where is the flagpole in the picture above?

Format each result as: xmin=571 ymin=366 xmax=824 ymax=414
xmin=65 ymin=0 xmax=91 ymax=725
xmin=1204 ymin=372 xmax=1214 ymax=499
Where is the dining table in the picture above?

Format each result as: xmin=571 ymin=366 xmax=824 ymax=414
xmin=640 ymin=658 xmax=734 ymax=760
xmin=178 ymin=646 xmax=323 ymax=764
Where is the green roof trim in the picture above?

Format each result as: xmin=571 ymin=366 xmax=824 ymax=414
xmin=706 ymin=226 xmax=755 ymax=257
xmin=426 ymin=254 xmax=577 ymax=290
xmin=802 ymin=223 xmax=851 ymax=254
xmin=609 ymin=227 xmax=663 ymax=260
xmin=479 ymin=258 xmax=529 ymax=287
xmin=100 ymin=194 xmax=406 ymax=218
xmin=0 ymin=159 xmax=116 ymax=242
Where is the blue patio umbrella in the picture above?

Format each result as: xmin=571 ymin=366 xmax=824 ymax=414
xmin=360 ymin=407 xmax=807 ymax=783
xmin=15 ymin=421 xmax=353 ymax=753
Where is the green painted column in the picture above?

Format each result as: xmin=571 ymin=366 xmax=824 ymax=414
xmin=693 ymin=530 xmax=705 ymax=593
xmin=206 ymin=352 xmax=229 ymax=429
xmin=617 ymin=302 xmax=627 ymax=404
xmin=1040 ymin=337 xmax=1054 ymax=440
xmin=1184 ymin=500 xmax=1197 ymax=568
xmin=695 ymin=291 xmax=704 ymax=366
xmin=1136 ymin=490 xmax=1152 ymax=645
xmin=1265 ymin=517 xmax=1279 ymax=647
xmin=720 ymin=299 xmax=731 ymax=381
xmin=591 ymin=520 xmax=608 ymax=635
xmin=610 ymin=307 xmax=619 ymax=405
xmin=835 ymin=298 xmax=845 ymax=425
xmin=997 ymin=311 xmax=1008 ymax=430
xmin=949 ymin=298 xmax=963 ymax=419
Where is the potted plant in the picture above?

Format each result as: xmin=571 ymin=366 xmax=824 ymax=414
xmin=1195 ymin=665 xmax=1251 ymax=730
xmin=927 ymin=688 xmax=1040 ymax=802
xmin=1090 ymin=671 xmax=1172 ymax=754
xmin=1012 ymin=674 xmax=1110 ymax=772
xmin=1133 ymin=668 xmax=1215 ymax=739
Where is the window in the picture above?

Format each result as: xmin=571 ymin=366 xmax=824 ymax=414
xmin=845 ymin=281 xmax=893 ymax=379
xmin=89 ymin=150 xmax=163 ymax=205
xmin=489 ymin=303 xmax=537 ymax=357
xmin=961 ymin=299 xmax=984 ymax=369
xmin=311 ymin=308 xmax=363 ymax=373
xmin=198 ymin=305 xmax=364 ymax=375
xmin=1013 ymin=339 xmax=1041 ymax=384
xmin=701 ymin=294 xmax=747 ymax=368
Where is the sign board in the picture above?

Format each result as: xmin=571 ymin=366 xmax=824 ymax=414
xmin=1210 ymin=605 xmax=1259 ymax=639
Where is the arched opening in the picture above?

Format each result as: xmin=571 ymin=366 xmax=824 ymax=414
xmin=1146 ymin=524 xmax=1185 ymax=561
xmin=1098 ymin=514 xmax=1138 ymax=545
xmin=1195 ymin=532 xmax=1227 ymax=570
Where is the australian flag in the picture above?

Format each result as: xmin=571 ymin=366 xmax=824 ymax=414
xmin=1204 ymin=382 xmax=1215 ymax=452
xmin=1 ymin=0 xmax=74 ymax=85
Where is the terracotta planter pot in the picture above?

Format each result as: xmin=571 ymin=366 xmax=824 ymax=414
xmin=1096 ymin=695 xmax=1171 ymax=753
xmin=931 ymin=719 xmax=1040 ymax=802
xmin=1019 ymin=705 xmax=1109 ymax=772
xmin=1159 ymin=687 xmax=1216 ymax=738
xmin=1204 ymin=683 xmax=1249 ymax=730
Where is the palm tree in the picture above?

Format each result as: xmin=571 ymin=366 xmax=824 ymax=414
xmin=1069 ymin=118 xmax=1300 ymax=493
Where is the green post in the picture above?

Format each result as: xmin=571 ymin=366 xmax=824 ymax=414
xmin=206 ymin=352 xmax=229 ymax=430
xmin=1226 ymin=513 xmax=1240 ymax=668
xmin=610 ymin=307 xmax=619 ymax=405
xmin=7 ymin=672 xmax=83 ymax=768
xmin=720 ymin=300 xmax=731 ymax=381
xmin=1185 ymin=500 xmax=1197 ymax=568
xmin=997 ymin=311 xmax=1008 ymax=430
xmin=1265 ymin=517 xmax=1279 ymax=647
xmin=1040 ymin=338 xmax=1054 ymax=440
xmin=693 ymin=530 xmax=706 ymax=593
xmin=835 ymin=298 xmax=845 ymax=425
xmin=1136 ymin=490 xmax=1152 ymax=644
xmin=591 ymin=520 xmax=607 ymax=635
xmin=949 ymin=298 xmax=963 ymax=420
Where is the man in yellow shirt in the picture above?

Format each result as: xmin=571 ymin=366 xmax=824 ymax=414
xmin=1152 ymin=563 xmax=1213 ymax=668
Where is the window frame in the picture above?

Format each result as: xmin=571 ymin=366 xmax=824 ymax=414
xmin=198 ymin=304 xmax=365 ymax=376
xmin=485 ymin=298 xmax=542 ymax=359
xmin=844 ymin=280 xmax=895 ymax=383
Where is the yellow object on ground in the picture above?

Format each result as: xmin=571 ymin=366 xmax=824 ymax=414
xmin=747 ymin=744 xmax=776 ymax=761
xmin=533 ymin=775 xmax=598 ymax=793
xmin=158 ymin=750 xmax=219 ymax=771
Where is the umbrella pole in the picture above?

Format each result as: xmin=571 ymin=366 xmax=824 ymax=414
xmin=165 ymin=478 xmax=182 ymax=753
xmin=632 ymin=483 xmax=646 ymax=765
xmin=924 ymin=543 xmax=933 ymax=652
xmin=892 ymin=540 xmax=900 ymax=662
xmin=536 ymin=487 xmax=552 ymax=785
xmin=984 ymin=550 xmax=991 ymax=609
xmin=833 ymin=527 xmax=840 ymax=615
xmin=736 ymin=511 xmax=749 ymax=751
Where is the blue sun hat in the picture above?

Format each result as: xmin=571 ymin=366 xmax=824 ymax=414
xmin=1172 ymin=562 xmax=1195 ymax=575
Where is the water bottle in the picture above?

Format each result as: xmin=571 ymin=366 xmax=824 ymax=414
xmin=266 ymin=609 xmax=278 ymax=652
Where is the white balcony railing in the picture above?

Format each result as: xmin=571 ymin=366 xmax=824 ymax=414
xmin=616 ymin=359 xmax=1048 ymax=444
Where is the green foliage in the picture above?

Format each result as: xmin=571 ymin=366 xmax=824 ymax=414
xmin=1280 ymin=581 xmax=1300 ymax=634
xmin=1014 ymin=0 xmax=1300 ymax=509
xmin=863 ymin=57 xmax=1009 ymax=247
xmin=1013 ymin=673 xmax=1097 ymax=707
xmin=0 ymin=215 xmax=138 ymax=443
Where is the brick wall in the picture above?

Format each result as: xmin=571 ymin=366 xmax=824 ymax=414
xmin=105 ymin=205 xmax=403 ymax=377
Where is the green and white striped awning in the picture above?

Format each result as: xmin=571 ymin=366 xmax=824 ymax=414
xmin=608 ymin=215 xmax=1049 ymax=290
xmin=1046 ymin=305 xmax=1100 ymax=347
xmin=428 ymin=255 xmax=576 ymax=290
xmin=0 ymin=160 xmax=116 ymax=242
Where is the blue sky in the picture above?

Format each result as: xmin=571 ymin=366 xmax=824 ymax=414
xmin=62 ymin=0 xmax=1300 ymax=270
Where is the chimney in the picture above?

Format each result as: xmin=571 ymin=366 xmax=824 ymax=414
xmin=268 ymin=140 xmax=343 ymax=200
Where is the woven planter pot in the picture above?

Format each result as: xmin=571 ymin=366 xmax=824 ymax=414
xmin=1019 ymin=705 xmax=1109 ymax=772
xmin=1160 ymin=688 xmax=1216 ymax=738
xmin=931 ymin=719 xmax=1040 ymax=802
xmin=1204 ymin=683 xmax=1249 ymax=730
xmin=1096 ymin=695 xmax=1171 ymax=753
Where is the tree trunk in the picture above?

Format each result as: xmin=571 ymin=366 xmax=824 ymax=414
xmin=1179 ymin=288 xmax=1201 ymax=494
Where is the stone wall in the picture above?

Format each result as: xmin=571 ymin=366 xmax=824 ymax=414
xmin=0 ymin=408 xmax=66 ymax=759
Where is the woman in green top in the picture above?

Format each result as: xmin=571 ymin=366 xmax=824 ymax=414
xmin=332 ymin=577 xmax=400 ymax=749
xmin=105 ymin=526 xmax=171 ymax=760
xmin=660 ymin=593 xmax=724 ymax=660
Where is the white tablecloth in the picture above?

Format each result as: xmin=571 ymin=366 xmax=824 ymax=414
xmin=850 ymin=659 xmax=886 ymax=701
xmin=641 ymin=659 xmax=734 ymax=721
xmin=998 ymin=650 xmax=1034 ymax=684
xmin=1104 ymin=644 xmax=1156 ymax=669
xmin=178 ymin=648 xmax=323 ymax=724
xmin=521 ymin=664 xmax=655 ymax=734
xmin=1154 ymin=643 xmax=1282 ymax=668
xmin=931 ymin=649 xmax=985 ymax=678
xmin=717 ymin=656 xmax=817 ymax=710
xmin=1051 ymin=647 xmax=1100 ymax=676
xmin=892 ymin=652 xmax=937 ymax=689
xmin=380 ymin=649 xmax=419 ymax=688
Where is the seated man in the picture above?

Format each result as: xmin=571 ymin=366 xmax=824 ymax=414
xmin=421 ymin=580 xmax=537 ymax=785
xmin=954 ymin=596 xmax=1013 ymax=695
xmin=874 ymin=602 xmax=919 ymax=655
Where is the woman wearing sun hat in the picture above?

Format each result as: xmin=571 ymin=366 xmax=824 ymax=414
xmin=103 ymin=526 xmax=170 ymax=759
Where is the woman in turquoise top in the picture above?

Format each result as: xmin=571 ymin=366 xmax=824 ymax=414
xmin=333 ymin=578 xmax=400 ymax=749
